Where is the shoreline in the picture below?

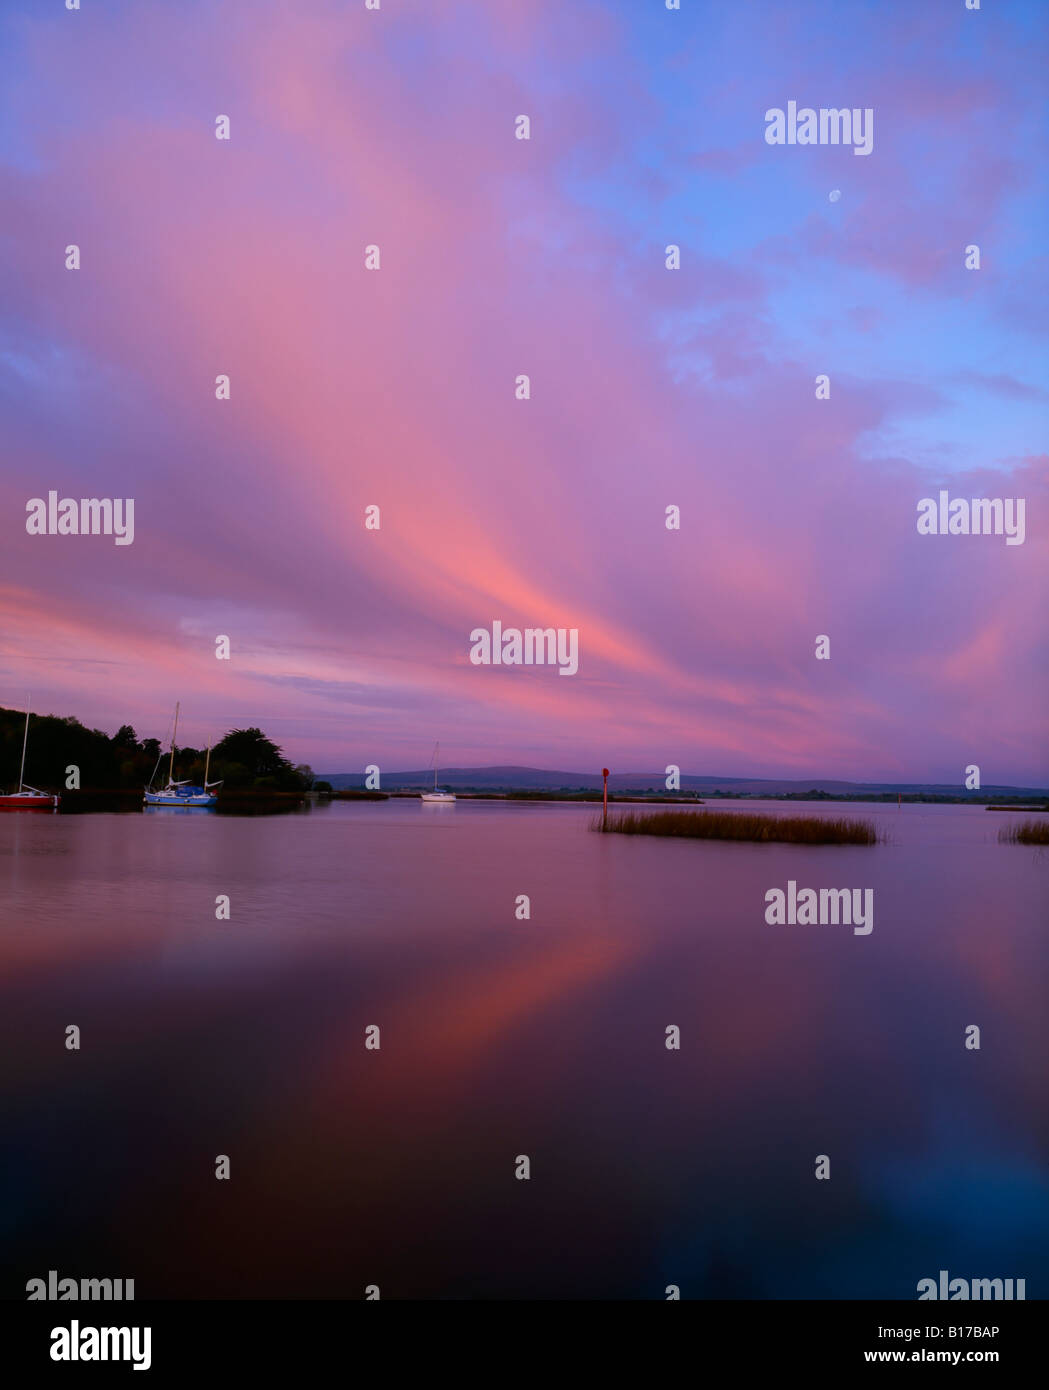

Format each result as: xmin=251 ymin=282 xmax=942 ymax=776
xmin=21 ymin=788 xmax=1049 ymax=814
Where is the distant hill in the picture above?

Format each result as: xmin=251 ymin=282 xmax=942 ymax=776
xmin=317 ymin=765 xmax=1049 ymax=799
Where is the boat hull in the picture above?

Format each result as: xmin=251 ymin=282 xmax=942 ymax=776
xmin=144 ymin=793 xmax=217 ymax=808
xmin=0 ymin=792 xmax=60 ymax=809
xmin=420 ymin=792 xmax=456 ymax=803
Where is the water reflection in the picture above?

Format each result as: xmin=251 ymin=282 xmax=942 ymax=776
xmin=0 ymin=801 xmax=1045 ymax=1298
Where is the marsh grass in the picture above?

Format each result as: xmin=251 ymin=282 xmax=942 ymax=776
xmin=593 ymin=808 xmax=879 ymax=845
xmin=998 ymin=819 xmax=1049 ymax=846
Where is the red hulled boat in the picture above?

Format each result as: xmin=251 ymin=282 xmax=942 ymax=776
xmin=1 ymin=697 xmax=60 ymax=810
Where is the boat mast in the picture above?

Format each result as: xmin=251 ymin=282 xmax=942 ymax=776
xmin=434 ymin=741 xmax=439 ymax=791
xmin=204 ymin=741 xmax=211 ymax=788
xmin=168 ymin=702 xmax=179 ymax=787
xmin=17 ymin=693 xmax=30 ymax=793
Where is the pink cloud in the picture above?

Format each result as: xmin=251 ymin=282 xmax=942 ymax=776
xmin=1 ymin=0 xmax=1045 ymax=782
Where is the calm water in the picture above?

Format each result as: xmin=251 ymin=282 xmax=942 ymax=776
xmin=1 ymin=800 xmax=1046 ymax=1300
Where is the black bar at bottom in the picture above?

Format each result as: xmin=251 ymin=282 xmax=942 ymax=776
xmin=2 ymin=1299 xmax=1041 ymax=1377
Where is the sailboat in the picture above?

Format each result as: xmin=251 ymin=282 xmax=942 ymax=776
xmin=420 ymin=741 xmax=455 ymax=803
xmin=144 ymin=703 xmax=222 ymax=808
xmin=0 ymin=696 xmax=60 ymax=809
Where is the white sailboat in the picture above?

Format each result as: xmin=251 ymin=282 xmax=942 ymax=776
xmin=144 ymin=702 xmax=222 ymax=807
xmin=420 ymin=741 xmax=455 ymax=803
xmin=0 ymin=695 xmax=60 ymax=809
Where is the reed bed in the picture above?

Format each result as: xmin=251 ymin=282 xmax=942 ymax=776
xmin=593 ymin=809 xmax=879 ymax=845
xmin=998 ymin=819 xmax=1049 ymax=846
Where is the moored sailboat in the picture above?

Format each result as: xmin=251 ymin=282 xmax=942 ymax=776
xmin=0 ymin=696 xmax=60 ymax=809
xmin=420 ymin=741 xmax=455 ymax=803
xmin=144 ymin=703 xmax=222 ymax=808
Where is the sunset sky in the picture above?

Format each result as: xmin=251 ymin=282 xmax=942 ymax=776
xmin=1 ymin=0 xmax=1046 ymax=782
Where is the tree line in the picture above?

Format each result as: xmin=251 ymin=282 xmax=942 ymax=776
xmin=0 ymin=707 xmax=314 ymax=793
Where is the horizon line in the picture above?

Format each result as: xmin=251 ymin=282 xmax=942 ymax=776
xmin=315 ymin=764 xmax=1049 ymax=792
